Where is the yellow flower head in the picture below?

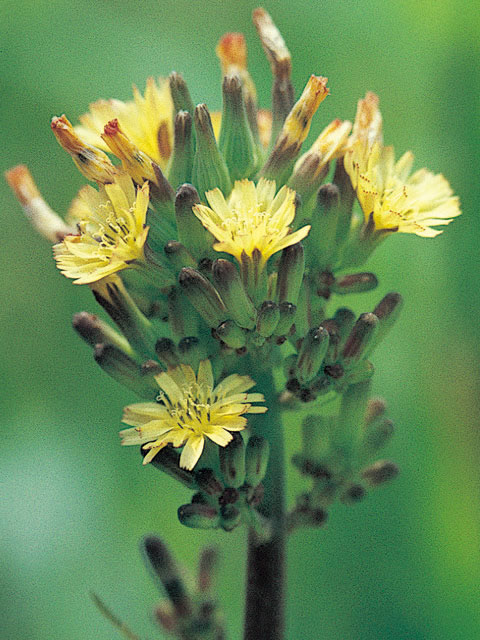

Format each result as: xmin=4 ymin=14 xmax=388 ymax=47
xmin=193 ymin=178 xmax=310 ymax=265
xmin=120 ymin=360 xmax=267 ymax=469
xmin=345 ymin=142 xmax=461 ymax=237
xmin=74 ymin=77 xmax=173 ymax=169
xmin=54 ymin=173 xmax=149 ymax=284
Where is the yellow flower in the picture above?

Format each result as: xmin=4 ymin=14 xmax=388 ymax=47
xmin=193 ymin=178 xmax=310 ymax=265
xmin=54 ymin=173 xmax=149 ymax=284
xmin=120 ymin=360 xmax=267 ymax=469
xmin=345 ymin=142 xmax=461 ymax=237
xmin=74 ymin=77 xmax=173 ymax=169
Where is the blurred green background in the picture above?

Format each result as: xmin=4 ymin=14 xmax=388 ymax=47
xmin=1 ymin=1 xmax=479 ymax=638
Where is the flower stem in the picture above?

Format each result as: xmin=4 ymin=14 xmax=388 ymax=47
xmin=244 ymin=366 xmax=286 ymax=640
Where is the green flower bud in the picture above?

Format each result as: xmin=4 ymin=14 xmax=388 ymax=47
xmin=178 ymin=503 xmax=220 ymax=529
xmin=169 ymin=72 xmax=196 ymax=118
xmin=179 ymin=267 xmax=228 ymax=328
xmin=361 ymin=460 xmax=399 ymax=486
xmin=256 ymin=300 xmax=280 ymax=337
xmin=274 ymin=301 xmax=297 ymax=336
xmin=73 ymin=311 xmax=133 ymax=357
xmin=167 ymin=111 xmax=194 ymax=188
xmin=220 ymin=504 xmax=242 ymax=531
xmin=276 ymin=242 xmax=305 ymax=306
xmin=174 ymin=184 xmax=213 ymax=261
xmin=219 ymin=74 xmax=258 ymax=180
xmin=212 ymin=259 xmax=257 ymax=330
xmin=93 ymin=344 xmax=155 ymax=399
xmin=193 ymin=104 xmax=232 ymax=200
xmin=245 ymin=435 xmax=270 ymax=486
xmin=215 ymin=320 xmax=247 ymax=349
xmin=164 ymin=240 xmax=197 ymax=273
xmin=331 ymin=272 xmax=378 ymax=295
xmin=307 ymin=183 xmax=340 ymax=269
xmin=297 ymin=326 xmax=330 ymax=384
xmin=195 ymin=468 xmax=224 ymax=497
xmin=219 ymin=434 xmax=246 ymax=488
xmin=342 ymin=313 xmax=379 ymax=365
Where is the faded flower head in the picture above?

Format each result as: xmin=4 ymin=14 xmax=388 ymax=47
xmin=120 ymin=360 xmax=266 ymax=469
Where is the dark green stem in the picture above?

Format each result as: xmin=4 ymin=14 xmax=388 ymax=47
xmin=244 ymin=367 xmax=286 ymax=640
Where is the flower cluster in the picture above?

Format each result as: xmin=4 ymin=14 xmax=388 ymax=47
xmin=6 ymin=8 xmax=460 ymax=536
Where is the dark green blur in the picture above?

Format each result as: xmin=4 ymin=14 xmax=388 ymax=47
xmin=1 ymin=1 xmax=479 ymax=638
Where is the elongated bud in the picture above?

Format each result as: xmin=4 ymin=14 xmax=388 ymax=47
xmin=261 ymin=76 xmax=329 ymax=184
xmin=146 ymin=446 xmax=196 ymax=488
xmin=142 ymin=536 xmax=192 ymax=618
xmin=193 ymin=104 xmax=232 ymax=199
xmin=362 ymin=460 xmax=399 ymax=486
xmin=175 ymin=183 xmax=213 ymax=260
xmin=219 ymin=75 xmax=257 ymax=180
xmin=333 ymin=307 xmax=356 ymax=349
xmin=5 ymin=165 xmax=73 ymax=242
xmin=155 ymin=338 xmax=180 ymax=367
xmin=341 ymin=484 xmax=367 ymax=505
xmin=331 ymin=272 xmax=378 ymax=295
xmin=274 ymin=301 xmax=297 ymax=336
xmin=297 ymin=326 xmax=329 ymax=384
xmin=91 ymin=277 xmax=157 ymax=360
xmin=212 ymin=259 xmax=257 ymax=329
xmin=334 ymin=380 xmax=371 ymax=456
xmin=178 ymin=503 xmax=220 ymax=529
xmin=178 ymin=336 xmax=205 ymax=370
xmin=51 ymin=115 xmax=115 ymax=183
xmin=195 ymin=468 xmax=224 ymax=496
xmin=94 ymin=344 xmax=155 ymax=399
xmin=277 ymin=243 xmax=305 ymax=305
xmin=245 ymin=435 xmax=270 ymax=486
xmin=252 ymin=8 xmax=294 ymax=140
xmin=307 ymin=184 xmax=340 ymax=269
xmin=361 ymin=417 xmax=394 ymax=461
xmin=370 ymin=292 xmax=403 ymax=351
xmin=365 ymin=397 xmax=387 ymax=425
xmin=102 ymin=119 xmax=156 ymax=183
xmin=342 ymin=312 xmax=379 ymax=364
xmin=216 ymin=320 xmax=247 ymax=349
xmin=333 ymin=157 xmax=355 ymax=245
xmin=169 ymin=72 xmax=196 ymax=118
xmin=220 ymin=504 xmax=242 ymax=531
xmin=179 ymin=267 xmax=227 ymax=327
xmin=219 ymin=433 xmax=246 ymax=488
xmin=73 ymin=311 xmax=133 ymax=356
xmin=290 ymin=120 xmax=352 ymax=204
xmin=256 ymin=300 xmax=280 ymax=337
xmin=198 ymin=547 xmax=218 ymax=593
xmin=167 ymin=111 xmax=194 ymax=188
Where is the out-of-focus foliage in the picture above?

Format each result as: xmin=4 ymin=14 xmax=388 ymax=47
xmin=1 ymin=1 xmax=479 ymax=638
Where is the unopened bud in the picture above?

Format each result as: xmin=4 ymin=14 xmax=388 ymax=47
xmin=175 ymin=183 xmax=213 ymax=260
xmin=219 ymin=433 xmax=246 ymax=488
xmin=198 ymin=546 xmax=218 ymax=594
xmin=277 ymin=243 xmax=305 ymax=306
xmin=215 ymin=320 xmax=247 ymax=349
xmin=193 ymin=104 xmax=232 ymax=199
xmin=5 ymin=165 xmax=73 ymax=242
xmin=179 ymin=267 xmax=227 ymax=327
xmin=362 ymin=460 xmax=399 ymax=486
xmin=342 ymin=312 xmax=379 ymax=364
xmin=341 ymin=484 xmax=367 ymax=504
xmin=297 ymin=326 xmax=330 ymax=384
xmin=220 ymin=504 xmax=242 ymax=531
xmin=256 ymin=300 xmax=280 ymax=337
xmin=274 ymin=301 xmax=297 ymax=336
xmin=168 ymin=111 xmax=194 ymax=188
xmin=332 ymin=157 xmax=355 ymax=244
xmin=245 ymin=436 xmax=270 ymax=486
xmin=164 ymin=241 xmax=196 ymax=272
xmin=155 ymin=338 xmax=180 ymax=367
xmin=73 ymin=311 xmax=133 ymax=355
xmin=51 ymin=115 xmax=115 ymax=183
xmin=308 ymin=183 xmax=340 ymax=268
xmin=169 ymin=72 xmax=196 ymax=118
xmin=219 ymin=75 xmax=258 ymax=180
xmin=212 ymin=259 xmax=256 ymax=329
xmin=332 ymin=272 xmax=378 ymax=295
xmin=361 ymin=417 xmax=394 ymax=460
xmin=94 ymin=344 xmax=154 ymax=399
xmin=178 ymin=503 xmax=220 ymax=529
xmin=365 ymin=397 xmax=387 ymax=426
xmin=195 ymin=468 xmax=224 ymax=496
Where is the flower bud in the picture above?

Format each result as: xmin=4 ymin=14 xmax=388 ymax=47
xmin=164 ymin=240 xmax=197 ymax=272
xmin=342 ymin=312 xmax=379 ymax=365
xmin=362 ymin=460 xmax=399 ymax=486
xmin=256 ymin=301 xmax=280 ymax=337
xmin=169 ymin=72 xmax=196 ymax=117
xmin=93 ymin=344 xmax=155 ymax=399
xmin=212 ymin=259 xmax=257 ymax=330
xmin=307 ymin=183 xmax=340 ymax=269
xmin=215 ymin=320 xmax=247 ymax=349
xmin=178 ymin=503 xmax=220 ymax=529
xmin=220 ymin=504 xmax=242 ymax=531
xmin=297 ymin=326 xmax=330 ymax=384
xmin=102 ymin=119 xmax=156 ymax=183
xmin=167 ymin=111 xmax=194 ymax=188
xmin=179 ymin=267 xmax=227 ymax=327
xmin=219 ymin=433 xmax=246 ymax=488
xmin=175 ymin=183 xmax=213 ymax=260
xmin=274 ymin=301 xmax=297 ymax=336
xmin=73 ymin=311 xmax=133 ymax=356
xmin=219 ymin=74 xmax=258 ymax=180
xmin=155 ymin=338 xmax=180 ymax=367
xmin=245 ymin=435 xmax=270 ymax=486
xmin=331 ymin=272 xmax=378 ymax=295
xmin=195 ymin=468 xmax=224 ymax=497
xmin=276 ymin=243 xmax=305 ymax=306
xmin=361 ymin=417 xmax=394 ymax=460
xmin=193 ymin=104 xmax=232 ymax=199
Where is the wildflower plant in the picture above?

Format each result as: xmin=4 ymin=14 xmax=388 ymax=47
xmin=6 ymin=7 xmax=461 ymax=640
